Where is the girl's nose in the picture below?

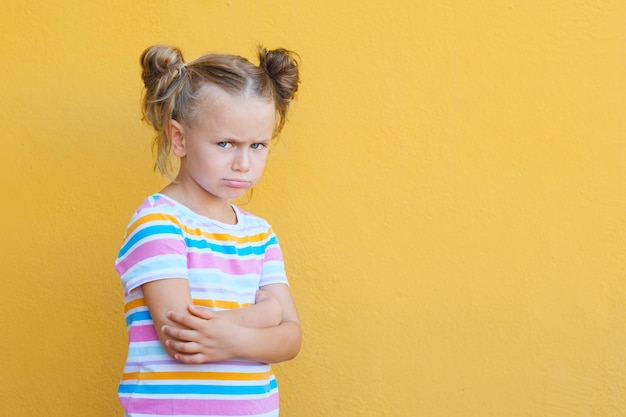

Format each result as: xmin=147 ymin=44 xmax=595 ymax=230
xmin=232 ymin=149 xmax=250 ymax=172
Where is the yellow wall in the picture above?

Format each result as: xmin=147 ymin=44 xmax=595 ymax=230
xmin=1 ymin=1 xmax=624 ymax=416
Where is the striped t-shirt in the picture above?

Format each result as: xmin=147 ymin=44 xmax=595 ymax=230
xmin=115 ymin=194 xmax=289 ymax=417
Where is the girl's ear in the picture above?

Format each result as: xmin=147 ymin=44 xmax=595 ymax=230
xmin=167 ymin=119 xmax=186 ymax=157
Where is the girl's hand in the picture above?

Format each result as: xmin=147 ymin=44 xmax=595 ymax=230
xmin=162 ymin=305 xmax=245 ymax=364
xmin=162 ymin=284 xmax=300 ymax=364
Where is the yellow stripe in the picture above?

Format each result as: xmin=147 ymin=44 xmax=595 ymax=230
xmin=125 ymin=298 xmax=252 ymax=313
xmin=124 ymin=298 xmax=145 ymax=312
xmin=127 ymin=213 xmax=271 ymax=244
xmin=195 ymin=299 xmax=253 ymax=309
xmin=123 ymin=370 xmax=271 ymax=381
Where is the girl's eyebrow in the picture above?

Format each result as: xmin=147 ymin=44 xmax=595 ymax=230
xmin=219 ymin=137 xmax=271 ymax=144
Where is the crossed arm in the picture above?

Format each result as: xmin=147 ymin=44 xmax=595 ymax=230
xmin=141 ymin=278 xmax=301 ymax=364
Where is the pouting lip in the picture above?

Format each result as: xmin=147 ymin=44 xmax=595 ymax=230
xmin=223 ymin=178 xmax=252 ymax=188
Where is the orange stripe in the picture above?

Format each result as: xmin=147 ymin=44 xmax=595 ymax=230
xmin=124 ymin=298 xmax=145 ymax=313
xmin=195 ymin=299 xmax=253 ymax=309
xmin=127 ymin=213 xmax=270 ymax=243
xmin=123 ymin=370 xmax=271 ymax=381
xmin=125 ymin=298 xmax=252 ymax=313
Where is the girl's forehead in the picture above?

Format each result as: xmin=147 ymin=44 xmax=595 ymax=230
xmin=190 ymin=87 xmax=276 ymax=134
xmin=197 ymin=84 xmax=273 ymax=109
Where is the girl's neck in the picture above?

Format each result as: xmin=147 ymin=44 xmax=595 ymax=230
xmin=160 ymin=182 xmax=237 ymax=224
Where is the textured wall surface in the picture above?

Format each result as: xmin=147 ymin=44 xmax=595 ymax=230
xmin=1 ymin=1 xmax=625 ymax=416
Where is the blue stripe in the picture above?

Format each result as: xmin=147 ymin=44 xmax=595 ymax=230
xmin=184 ymin=237 xmax=273 ymax=256
xmin=119 ymin=380 xmax=277 ymax=395
xmin=125 ymin=311 xmax=152 ymax=326
xmin=260 ymin=264 xmax=285 ymax=275
xmin=121 ymin=258 xmax=188 ymax=289
xmin=119 ymin=222 xmax=277 ymax=258
xmin=128 ymin=344 xmax=166 ymax=357
xmin=119 ymin=224 xmax=183 ymax=256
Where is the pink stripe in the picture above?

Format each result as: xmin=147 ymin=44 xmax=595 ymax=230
xmin=129 ymin=324 xmax=159 ymax=342
xmin=187 ymin=252 xmax=262 ymax=275
xmin=117 ymin=238 xmax=186 ymax=275
xmin=263 ymin=246 xmax=284 ymax=262
xmin=122 ymin=393 xmax=278 ymax=415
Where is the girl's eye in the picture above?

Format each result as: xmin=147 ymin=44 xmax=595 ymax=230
xmin=217 ymin=141 xmax=233 ymax=148
xmin=251 ymin=143 xmax=267 ymax=150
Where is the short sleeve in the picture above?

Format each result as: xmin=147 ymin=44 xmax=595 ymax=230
xmin=115 ymin=208 xmax=188 ymax=296
xmin=259 ymin=228 xmax=289 ymax=287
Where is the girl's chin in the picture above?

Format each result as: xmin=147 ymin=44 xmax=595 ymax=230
xmin=220 ymin=189 xmax=250 ymax=201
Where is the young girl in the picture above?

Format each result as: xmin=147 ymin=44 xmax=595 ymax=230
xmin=115 ymin=44 xmax=301 ymax=417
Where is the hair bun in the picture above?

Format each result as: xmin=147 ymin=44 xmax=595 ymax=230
xmin=258 ymin=47 xmax=300 ymax=104
xmin=140 ymin=45 xmax=185 ymax=90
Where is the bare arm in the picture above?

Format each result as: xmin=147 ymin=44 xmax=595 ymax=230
xmin=142 ymin=281 xmax=282 ymax=360
xmin=162 ymin=283 xmax=301 ymax=364
xmin=141 ymin=278 xmax=193 ymax=359
xmin=215 ymin=289 xmax=282 ymax=328
xmin=235 ymin=282 xmax=301 ymax=362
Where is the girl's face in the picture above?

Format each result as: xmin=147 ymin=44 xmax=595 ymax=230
xmin=173 ymin=89 xmax=276 ymax=207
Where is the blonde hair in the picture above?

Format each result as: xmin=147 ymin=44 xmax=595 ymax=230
xmin=139 ymin=45 xmax=300 ymax=177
